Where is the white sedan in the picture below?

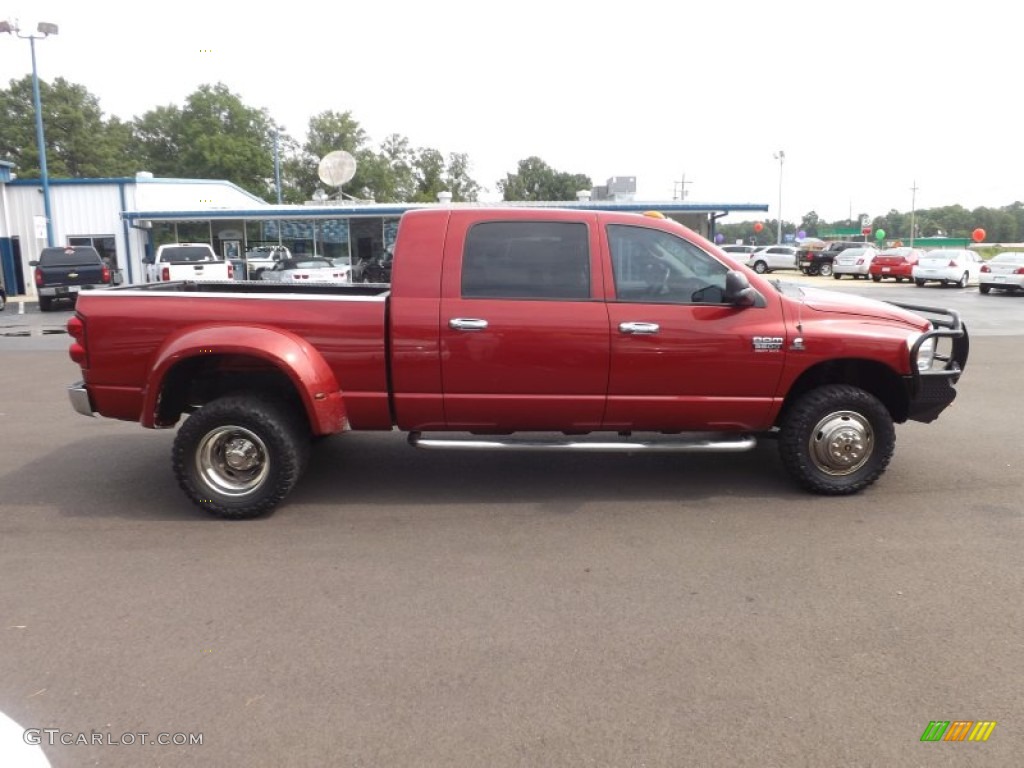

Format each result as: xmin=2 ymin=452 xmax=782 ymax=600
xmin=832 ymin=246 xmax=878 ymax=279
xmin=913 ymin=249 xmax=983 ymax=288
xmin=979 ymin=251 xmax=1024 ymax=294
xmin=259 ymin=257 xmax=352 ymax=283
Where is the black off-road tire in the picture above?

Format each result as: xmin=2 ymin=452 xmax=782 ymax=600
xmin=778 ymin=384 xmax=895 ymax=495
xmin=172 ymin=394 xmax=311 ymax=519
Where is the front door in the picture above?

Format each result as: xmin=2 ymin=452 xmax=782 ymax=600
xmin=603 ymin=223 xmax=786 ymax=431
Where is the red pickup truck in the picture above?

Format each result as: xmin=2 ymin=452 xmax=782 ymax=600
xmin=65 ymin=208 xmax=969 ymax=518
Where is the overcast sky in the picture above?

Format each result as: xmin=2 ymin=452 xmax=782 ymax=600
xmin=2 ymin=0 xmax=1018 ymax=223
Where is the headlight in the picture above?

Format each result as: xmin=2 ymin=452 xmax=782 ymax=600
xmin=913 ymin=335 xmax=936 ymax=372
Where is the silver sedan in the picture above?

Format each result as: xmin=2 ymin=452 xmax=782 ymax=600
xmin=979 ymin=251 xmax=1024 ymax=294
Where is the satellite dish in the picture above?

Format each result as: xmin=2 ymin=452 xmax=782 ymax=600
xmin=318 ymin=150 xmax=357 ymax=187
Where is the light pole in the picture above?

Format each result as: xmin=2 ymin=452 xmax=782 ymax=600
xmin=0 ymin=19 xmax=59 ymax=247
xmin=773 ymin=150 xmax=785 ymax=244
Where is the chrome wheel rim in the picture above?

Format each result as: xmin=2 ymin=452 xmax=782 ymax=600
xmin=196 ymin=426 xmax=269 ymax=496
xmin=808 ymin=410 xmax=873 ymax=476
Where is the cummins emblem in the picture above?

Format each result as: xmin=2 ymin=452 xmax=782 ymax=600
xmin=752 ymin=336 xmax=784 ymax=351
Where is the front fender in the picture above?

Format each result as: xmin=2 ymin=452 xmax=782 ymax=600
xmin=142 ymin=325 xmax=347 ymax=434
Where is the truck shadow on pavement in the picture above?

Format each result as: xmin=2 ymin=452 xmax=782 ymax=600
xmin=291 ymin=432 xmax=798 ymax=514
xmin=3 ymin=430 xmax=800 ymax=521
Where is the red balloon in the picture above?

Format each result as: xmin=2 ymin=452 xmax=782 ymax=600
xmin=972 ymin=228 xmax=986 ymax=242
xmin=753 ymin=222 xmax=764 ymax=233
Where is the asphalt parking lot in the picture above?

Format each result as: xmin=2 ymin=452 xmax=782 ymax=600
xmin=1 ymin=281 xmax=1022 ymax=767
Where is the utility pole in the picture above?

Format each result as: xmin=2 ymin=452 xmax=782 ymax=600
xmin=909 ymin=180 xmax=918 ymax=247
xmin=672 ymin=173 xmax=693 ymax=201
xmin=773 ymin=151 xmax=785 ymax=244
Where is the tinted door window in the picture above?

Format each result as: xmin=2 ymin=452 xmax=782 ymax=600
xmin=461 ymin=221 xmax=590 ymax=300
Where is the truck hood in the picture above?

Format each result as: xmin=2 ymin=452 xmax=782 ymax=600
xmin=777 ymin=282 xmax=930 ymax=330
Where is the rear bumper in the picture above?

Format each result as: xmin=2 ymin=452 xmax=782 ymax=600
xmin=68 ymin=381 xmax=96 ymax=417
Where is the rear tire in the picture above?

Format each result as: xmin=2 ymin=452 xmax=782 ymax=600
xmin=172 ymin=394 xmax=311 ymax=519
xmin=39 ymin=296 xmax=53 ymax=312
xmin=778 ymin=384 xmax=895 ymax=495
xmin=753 ymin=261 xmax=768 ymax=274
xmin=914 ymin=279 xmax=925 ymax=287
xmin=819 ymin=263 xmax=833 ymax=277
xmin=979 ymin=284 xmax=991 ymax=294
xmin=957 ymin=272 xmax=969 ymax=288
xmin=833 ymin=273 xmax=841 ymax=280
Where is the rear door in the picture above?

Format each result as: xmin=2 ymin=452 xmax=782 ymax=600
xmin=602 ymin=222 xmax=787 ymax=431
xmin=439 ymin=212 xmax=610 ymax=431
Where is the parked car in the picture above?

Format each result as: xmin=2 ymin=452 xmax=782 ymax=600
xmin=145 ymin=243 xmax=231 ymax=283
xmin=978 ymin=251 xmax=1024 ymax=294
xmin=832 ymin=246 xmax=879 ymax=279
xmin=30 ymin=245 xmax=112 ymax=311
xmin=720 ymin=244 xmax=760 ymax=260
xmin=746 ymin=245 xmax=799 ymax=274
xmin=913 ymin=249 xmax=983 ymax=288
xmin=798 ymin=241 xmax=867 ymax=277
xmin=869 ymin=247 xmax=926 ymax=283
xmin=259 ymin=257 xmax=352 ymax=283
xmin=244 ymin=245 xmax=292 ymax=278
xmin=359 ymin=249 xmax=394 ymax=283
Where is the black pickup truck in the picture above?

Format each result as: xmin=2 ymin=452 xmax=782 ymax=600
xmin=30 ymin=245 xmax=111 ymax=311
xmin=798 ymin=241 xmax=867 ymax=277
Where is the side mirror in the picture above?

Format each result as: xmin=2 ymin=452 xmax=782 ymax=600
xmin=724 ymin=270 xmax=758 ymax=307
xmin=29 ymin=260 xmax=39 ymax=267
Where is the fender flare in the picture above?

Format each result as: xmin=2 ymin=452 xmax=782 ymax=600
xmin=141 ymin=325 xmax=347 ymax=434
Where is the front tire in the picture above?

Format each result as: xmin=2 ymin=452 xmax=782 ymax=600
xmin=172 ymin=395 xmax=311 ymax=519
xmin=778 ymin=384 xmax=895 ymax=495
xmin=752 ymin=261 xmax=768 ymax=274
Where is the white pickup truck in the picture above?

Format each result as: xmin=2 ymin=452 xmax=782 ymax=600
xmin=144 ymin=243 xmax=232 ymax=283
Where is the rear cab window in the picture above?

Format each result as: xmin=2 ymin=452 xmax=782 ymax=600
xmin=39 ymin=247 xmax=102 ymax=266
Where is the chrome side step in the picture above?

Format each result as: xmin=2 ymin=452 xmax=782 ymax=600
xmin=408 ymin=432 xmax=756 ymax=454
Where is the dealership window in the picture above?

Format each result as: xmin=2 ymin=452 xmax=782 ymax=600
xmin=461 ymin=221 xmax=590 ymax=300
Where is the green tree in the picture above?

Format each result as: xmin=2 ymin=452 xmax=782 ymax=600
xmin=134 ymin=83 xmax=276 ymax=199
xmin=498 ymin=156 xmax=592 ymax=201
xmin=0 ymin=75 xmax=137 ymax=177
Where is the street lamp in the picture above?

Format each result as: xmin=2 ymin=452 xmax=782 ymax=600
xmin=0 ymin=19 xmax=59 ymax=247
xmin=773 ymin=150 xmax=785 ymax=244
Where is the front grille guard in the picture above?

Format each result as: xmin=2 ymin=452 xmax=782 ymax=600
xmin=887 ymin=301 xmax=969 ymax=392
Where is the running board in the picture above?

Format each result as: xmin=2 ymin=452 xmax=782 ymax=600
xmin=408 ymin=432 xmax=757 ymax=454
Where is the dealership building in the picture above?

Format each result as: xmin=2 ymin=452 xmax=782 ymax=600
xmin=0 ymin=166 xmax=768 ymax=297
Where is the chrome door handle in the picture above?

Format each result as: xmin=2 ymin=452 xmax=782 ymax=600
xmin=619 ymin=322 xmax=660 ymax=335
xmin=449 ymin=318 xmax=489 ymax=331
